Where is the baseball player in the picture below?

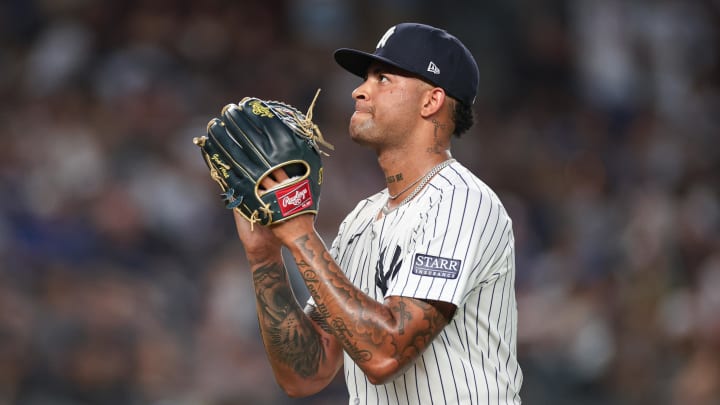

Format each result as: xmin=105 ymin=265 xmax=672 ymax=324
xmin=220 ymin=23 xmax=523 ymax=404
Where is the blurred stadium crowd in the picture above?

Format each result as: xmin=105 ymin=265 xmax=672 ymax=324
xmin=0 ymin=0 xmax=718 ymax=404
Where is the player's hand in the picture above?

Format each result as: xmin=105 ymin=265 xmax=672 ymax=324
xmin=259 ymin=168 xmax=318 ymax=245
xmin=270 ymin=211 xmax=316 ymax=246
xmin=234 ymin=167 xmax=317 ymax=258
xmin=233 ymin=209 xmax=282 ymax=260
xmin=258 ymin=167 xmax=292 ymax=195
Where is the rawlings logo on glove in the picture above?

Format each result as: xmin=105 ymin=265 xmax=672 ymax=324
xmin=277 ymin=180 xmax=313 ymax=216
xmin=193 ymin=90 xmax=333 ymax=228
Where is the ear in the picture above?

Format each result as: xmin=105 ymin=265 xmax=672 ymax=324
xmin=420 ymin=87 xmax=447 ymax=118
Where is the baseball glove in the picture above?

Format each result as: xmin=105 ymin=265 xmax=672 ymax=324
xmin=193 ymin=90 xmax=333 ymax=228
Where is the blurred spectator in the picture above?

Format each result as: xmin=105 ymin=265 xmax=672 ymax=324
xmin=0 ymin=0 xmax=718 ymax=404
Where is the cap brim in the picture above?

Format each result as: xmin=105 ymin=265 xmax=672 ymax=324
xmin=334 ymin=48 xmax=407 ymax=78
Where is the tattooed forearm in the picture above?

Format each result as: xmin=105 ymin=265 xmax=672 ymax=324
xmin=298 ymin=238 xmax=376 ymax=364
xmin=308 ymin=305 xmax=333 ymax=334
xmin=331 ymin=317 xmax=372 ymax=362
xmin=388 ymin=299 xmax=445 ymax=365
xmin=253 ymin=262 xmax=324 ymax=378
xmin=289 ymin=232 xmax=451 ymax=376
xmin=296 ymin=236 xmax=387 ymax=364
xmin=396 ymin=301 xmax=411 ymax=335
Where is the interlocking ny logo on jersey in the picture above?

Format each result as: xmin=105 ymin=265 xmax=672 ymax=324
xmin=376 ymin=245 xmax=403 ymax=295
xmin=276 ymin=179 xmax=312 ymax=216
xmin=412 ymin=253 xmax=461 ymax=279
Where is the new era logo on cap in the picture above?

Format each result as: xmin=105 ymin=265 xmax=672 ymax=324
xmin=333 ymin=23 xmax=480 ymax=106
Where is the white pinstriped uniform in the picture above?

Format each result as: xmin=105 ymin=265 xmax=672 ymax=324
xmin=320 ymin=161 xmax=523 ymax=404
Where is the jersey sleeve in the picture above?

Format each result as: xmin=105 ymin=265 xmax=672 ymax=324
xmin=385 ymin=184 xmax=514 ymax=306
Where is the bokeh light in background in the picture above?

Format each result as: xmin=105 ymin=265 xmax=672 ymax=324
xmin=0 ymin=0 xmax=718 ymax=404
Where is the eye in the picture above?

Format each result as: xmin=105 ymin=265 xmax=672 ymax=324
xmin=379 ymin=74 xmax=389 ymax=83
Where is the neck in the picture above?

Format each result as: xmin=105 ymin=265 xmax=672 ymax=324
xmin=378 ymin=149 xmax=452 ymax=198
xmin=380 ymin=156 xmax=456 ymax=216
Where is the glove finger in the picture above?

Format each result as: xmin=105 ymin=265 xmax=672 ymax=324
xmin=223 ymin=98 xmax=305 ymax=165
xmin=202 ymin=120 xmax=273 ymax=224
xmin=222 ymin=102 xmax=303 ymax=194
xmin=237 ymin=98 xmax=325 ymax=184
xmin=193 ymin=136 xmax=231 ymax=191
xmin=206 ymin=117 xmax=265 ymax=181
xmin=196 ymin=134 xmax=256 ymax=211
xmin=220 ymin=102 xmax=274 ymax=170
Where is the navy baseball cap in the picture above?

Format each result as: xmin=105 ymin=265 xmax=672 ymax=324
xmin=334 ymin=23 xmax=480 ymax=105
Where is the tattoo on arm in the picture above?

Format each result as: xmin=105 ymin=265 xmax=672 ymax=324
xmin=296 ymin=236 xmax=374 ymax=364
xmin=308 ymin=305 xmax=333 ymax=334
xmin=387 ymin=298 xmax=447 ymax=366
xmin=253 ymin=262 xmax=324 ymax=378
xmin=396 ymin=301 xmax=411 ymax=335
xmin=293 ymin=235 xmax=448 ymax=371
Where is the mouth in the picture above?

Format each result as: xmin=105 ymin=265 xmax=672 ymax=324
xmin=354 ymin=103 xmax=372 ymax=114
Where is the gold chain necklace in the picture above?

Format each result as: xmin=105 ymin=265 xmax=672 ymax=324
xmin=382 ymin=159 xmax=455 ymax=215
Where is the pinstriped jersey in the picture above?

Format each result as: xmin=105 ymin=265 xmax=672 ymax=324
xmin=321 ymin=161 xmax=523 ymax=404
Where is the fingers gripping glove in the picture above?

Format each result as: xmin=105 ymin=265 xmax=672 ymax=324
xmin=193 ymin=90 xmax=333 ymax=228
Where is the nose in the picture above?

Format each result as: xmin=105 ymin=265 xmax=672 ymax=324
xmin=351 ymin=80 xmax=368 ymax=101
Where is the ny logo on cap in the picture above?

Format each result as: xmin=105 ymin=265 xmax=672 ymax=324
xmin=376 ymin=26 xmax=396 ymax=49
